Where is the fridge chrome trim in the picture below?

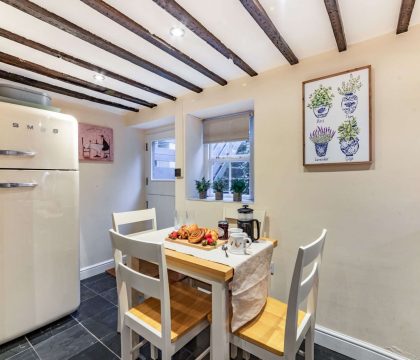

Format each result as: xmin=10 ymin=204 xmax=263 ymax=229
xmin=0 ymin=182 xmax=38 ymax=188
xmin=0 ymin=150 xmax=36 ymax=157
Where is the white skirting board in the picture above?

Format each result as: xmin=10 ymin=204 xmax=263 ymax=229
xmin=315 ymin=325 xmax=413 ymax=360
xmin=80 ymin=260 xmax=413 ymax=360
xmin=80 ymin=258 xmax=115 ymax=280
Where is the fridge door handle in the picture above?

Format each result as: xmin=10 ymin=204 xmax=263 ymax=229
xmin=0 ymin=149 xmax=36 ymax=157
xmin=0 ymin=182 xmax=38 ymax=188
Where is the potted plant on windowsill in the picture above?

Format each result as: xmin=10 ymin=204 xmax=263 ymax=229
xmin=212 ymin=179 xmax=225 ymax=201
xmin=231 ymin=179 xmax=246 ymax=202
xmin=195 ymin=177 xmax=211 ymax=199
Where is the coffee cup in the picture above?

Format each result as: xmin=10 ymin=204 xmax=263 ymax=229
xmin=229 ymin=233 xmax=252 ymax=255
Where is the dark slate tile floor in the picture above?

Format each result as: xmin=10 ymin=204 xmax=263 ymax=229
xmin=0 ymin=272 xmax=354 ymax=360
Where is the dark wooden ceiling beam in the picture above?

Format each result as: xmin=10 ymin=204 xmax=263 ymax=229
xmin=397 ymin=0 xmax=417 ymax=34
xmin=81 ymin=0 xmax=227 ymax=86
xmin=0 ymin=51 xmax=156 ymax=108
xmin=0 ymin=70 xmax=138 ymax=112
xmin=152 ymin=0 xmax=258 ymax=77
xmin=0 ymin=0 xmax=203 ymax=93
xmin=0 ymin=28 xmax=176 ymax=101
xmin=239 ymin=0 xmax=298 ymax=65
xmin=324 ymin=0 xmax=347 ymax=52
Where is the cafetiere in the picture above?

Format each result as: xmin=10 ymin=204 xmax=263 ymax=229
xmin=237 ymin=205 xmax=260 ymax=241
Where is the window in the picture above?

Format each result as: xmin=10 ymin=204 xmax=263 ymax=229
xmin=207 ymin=140 xmax=251 ymax=196
xmin=151 ymin=139 xmax=175 ymax=181
xmin=203 ymin=111 xmax=254 ymax=200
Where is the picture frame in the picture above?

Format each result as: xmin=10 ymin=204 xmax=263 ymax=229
xmin=78 ymin=123 xmax=114 ymax=162
xmin=303 ymin=65 xmax=372 ymax=166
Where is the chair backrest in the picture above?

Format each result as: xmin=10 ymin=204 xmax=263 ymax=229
xmin=223 ymin=207 xmax=267 ymax=236
xmin=112 ymin=208 xmax=157 ymax=234
xmin=284 ymin=229 xmax=327 ymax=357
xmin=109 ymin=229 xmax=171 ymax=344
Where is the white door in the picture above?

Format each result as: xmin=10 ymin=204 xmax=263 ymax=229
xmin=145 ymin=130 xmax=175 ymax=229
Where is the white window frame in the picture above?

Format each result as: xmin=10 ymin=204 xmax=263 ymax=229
xmin=204 ymin=140 xmax=254 ymax=201
xmin=150 ymin=137 xmax=176 ymax=182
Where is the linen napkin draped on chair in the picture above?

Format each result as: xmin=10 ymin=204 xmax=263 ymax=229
xmin=133 ymin=228 xmax=274 ymax=332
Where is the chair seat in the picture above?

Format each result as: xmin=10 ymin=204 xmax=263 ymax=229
xmin=235 ymin=297 xmax=306 ymax=356
xmin=128 ymin=281 xmax=211 ymax=342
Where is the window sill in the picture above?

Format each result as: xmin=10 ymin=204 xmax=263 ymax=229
xmin=187 ymin=197 xmax=254 ymax=204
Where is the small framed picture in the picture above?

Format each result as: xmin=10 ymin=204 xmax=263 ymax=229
xmin=78 ymin=123 xmax=113 ymax=162
xmin=303 ymin=66 xmax=372 ymax=166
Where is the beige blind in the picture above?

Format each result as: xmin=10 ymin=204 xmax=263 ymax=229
xmin=203 ymin=111 xmax=251 ymax=144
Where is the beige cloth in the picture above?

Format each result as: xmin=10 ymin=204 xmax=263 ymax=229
xmin=230 ymin=245 xmax=273 ymax=332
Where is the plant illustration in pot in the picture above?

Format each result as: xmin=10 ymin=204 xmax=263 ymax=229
xmin=195 ymin=177 xmax=211 ymax=199
xmin=337 ymin=74 xmax=362 ymax=115
xmin=337 ymin=116 xmax=360 ymax=158
xmin=309 ymin=126 xmax=335 ymax=157
xmin=307 ymin=84 xmax=334 ymax=120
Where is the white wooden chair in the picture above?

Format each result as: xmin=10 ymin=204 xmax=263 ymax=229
xmin=230 ymin=229 xmax=327 ymax=360
xmin=223 ymin=207 xmax=267 ymax=237
xmin=109 ymin=229 xmax=212 ymax=360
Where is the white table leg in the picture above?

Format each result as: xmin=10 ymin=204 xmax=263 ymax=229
xmin=211 ymin=281 xmax=230 ymax=360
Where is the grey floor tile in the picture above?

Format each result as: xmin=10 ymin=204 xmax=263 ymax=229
xmin=100 ymin=334 xmax=120 ymax=358
xmin=80 ymin=285 xmax=96 ymax=303
xmin=34 ymin=324 xmax=96 ymax=360
xmin=27 ymin=316 xmax=77 ymax=346
xmin=0 ymin=337 xmax=30 ymax=360
xmin=68 ymin=342 xmax=118 ymax=360
xmin=7 ymin=349 xmax=38 ymax=360
xmin=84 ymin=277 xmax=116 ymax=295
xmin=81 ymin=273 xmax=109 ymax=287
xmin=100 ymin=288 xmax=118 ymax=306
xmin=72 ymin=296 xmax=115 ymax=322
xmin=81 ymin=307 xmax=118 ymax=340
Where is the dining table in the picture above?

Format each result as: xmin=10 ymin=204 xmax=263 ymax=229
xmin=128 ymin=227 xmax=278 ymax=360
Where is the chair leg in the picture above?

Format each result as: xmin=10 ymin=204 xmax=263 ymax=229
xmin=121 ymin=325 xmax=133 ymax=360
xmin=242 ymin=350 xmax=251 ymax=360
xmin=230 ymin=344 xmax=238 ymax=359
xmin=161 ymin=349 xmax=171 ymax=360
xmin=151 ymin=344 xmax=158 ymax=360
xmin=305 ymin=328 xmax=315 ymax=360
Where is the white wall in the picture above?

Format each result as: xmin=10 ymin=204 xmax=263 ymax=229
xmin=126 ymin=26 xmax=420 ymax=359
xmin=53 ymin=99 xmax=145 ymax=269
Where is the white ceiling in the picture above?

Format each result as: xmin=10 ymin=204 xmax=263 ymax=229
xmin=0 ymin=0 xmax=418 ymax=113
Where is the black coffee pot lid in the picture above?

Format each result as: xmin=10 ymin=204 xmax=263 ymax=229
xmin=238 ymin=204 xmax=253 ymax=214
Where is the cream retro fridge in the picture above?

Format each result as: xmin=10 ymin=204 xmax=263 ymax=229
xmin=0 ymin=102 xmax=80 ymax=344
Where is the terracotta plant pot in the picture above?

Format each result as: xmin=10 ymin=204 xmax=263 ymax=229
xmin=233 ymin=193 xmax=242 ymax=202
xmin=199 ymin=191 xmax=207 ymax=199
xmin=215 ymin=192 xmax=223 ymax=201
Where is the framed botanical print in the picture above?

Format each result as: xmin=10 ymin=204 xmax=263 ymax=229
xmin=303 ymin=66 xmax=372 ymax=166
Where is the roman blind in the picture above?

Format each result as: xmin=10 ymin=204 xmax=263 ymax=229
xmin=203 ymin=111 xmax=251 ymax=144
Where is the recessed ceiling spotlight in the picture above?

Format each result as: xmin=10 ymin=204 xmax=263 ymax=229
xmin=170 ymin=26 xmax=185 ymax=37
xmin=93 ymin=73 xmax=106 ymax=81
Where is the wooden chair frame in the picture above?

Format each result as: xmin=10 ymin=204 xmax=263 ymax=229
xmin=110 ymin=229 xmax=210 ymax=360
xmin=230 ymin=229 xmax=327 ymax=360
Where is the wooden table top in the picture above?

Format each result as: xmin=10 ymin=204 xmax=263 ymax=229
xmin=165 ymin=237 xmax=278 ymax=282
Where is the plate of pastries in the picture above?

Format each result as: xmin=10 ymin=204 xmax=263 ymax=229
xmin=167 ymin=224 xmax=223 ymax=249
